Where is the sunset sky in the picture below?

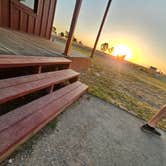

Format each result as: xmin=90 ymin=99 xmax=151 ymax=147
xmin=53 ymin=0 xmax=166 ymax=73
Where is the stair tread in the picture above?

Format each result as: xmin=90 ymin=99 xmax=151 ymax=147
xmin=0 ymin=55 xmax=71 ymax=68
xmin=0 ymin=81 xmax=83 ymax=132
xmin=0 ymin=69 xmax=78 ymax=89
xmin=0 ymin=69 xmax=79 ymax=104
xmin=0 ymin=81 xmax=88 ymax=160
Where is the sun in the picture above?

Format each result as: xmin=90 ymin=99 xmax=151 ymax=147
xmin=112 ymin=44 xmax=132 ymax=60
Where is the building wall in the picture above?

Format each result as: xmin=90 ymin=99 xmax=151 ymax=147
xmin=0 ymin=0 xmax=57 ymax=39
xmin=0 ymin=1 xmax=1 ymax=26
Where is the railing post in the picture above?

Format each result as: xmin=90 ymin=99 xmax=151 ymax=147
xmin=90 ymin=0 xmax=112 ymax=58
xmin=64 ymin=0 xmax=82 ymax=56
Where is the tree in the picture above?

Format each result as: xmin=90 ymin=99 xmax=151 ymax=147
xmin=60 ymin=32 xmax=64 ymax=37
xmin=108 ymin=47 xmax=114 ymax=54
xmin=100 ymin=43 xmax=109 ymax=52
xmin=73 ymin=37 xmax=77 ymax=43
xmin=52 ymin=26 xmax=57 ymax=34
xmin=65 ymin=31 xmax=69 ymax=38
xmin=79 ymin=41 xmax=83 ymax=45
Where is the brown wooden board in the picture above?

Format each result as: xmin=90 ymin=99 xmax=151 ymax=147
xmin=0 ymin=56 xmax=71 ymax=68
xmin=0 ymin=69 xmax=79 ymax=104
xmin=1 ymin=0 xmax=10 ymax=27
xmin=0 ymin=55 xmax=68 ymax=60
xmin=0 ymin=1 xmax=2 ymax=26
xmin=0 ymin=81 xmax=83 ymax=132
xmin=0 ymin=81 xmax=88 ymax=162
xmin=34 ymin=0 xmax=44 ymax=36
xmin=46 ymin=0 xmax=57 ymax=39
xmin=0 ymin=69 xmax=78 ymax=89
xmin=40 ymin=0 xmax=50 ymax=37
xmin=10 ymin=4 xmax=20 ymax=30
xmin=28 ymin=16 xmax=35 ymax=34
xmin=20 ymin=12 xmax=28 ymax=32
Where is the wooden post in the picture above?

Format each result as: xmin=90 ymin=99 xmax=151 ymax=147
xmin=90 ymin=0 xmax=112 ymax=58
xmin=64 ymin=0 xmax=82 ymax=56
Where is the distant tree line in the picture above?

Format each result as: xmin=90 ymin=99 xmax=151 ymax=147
xmin=100 ymin=42 xmax=127 ymax=60
xmin=100 ymin=42 xmax=114 ymax=54
xmin=52 ymin=26 xmax=83 ymax=45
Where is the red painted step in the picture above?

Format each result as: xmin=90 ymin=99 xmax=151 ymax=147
xmin=0 ymin=55 xmax=71 ymax=68
xmin=0 ymin=69 xmax=79 ymax=104
xmin=0 ymin=81 xmax=88 ymax=162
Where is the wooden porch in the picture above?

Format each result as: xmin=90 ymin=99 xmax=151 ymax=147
xmin=0 ymin=27 xmax=83 ymax=57
xmin=0 ymin=27 xmax=91 ymax=72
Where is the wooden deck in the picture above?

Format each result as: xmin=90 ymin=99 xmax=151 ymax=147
xmin=0 ymin=28 xmax=91 ymax=72
xmin=0 ymin=27 xmax=88 ymax=58
xmin=0 ymin=28 xmax=63 ymax=56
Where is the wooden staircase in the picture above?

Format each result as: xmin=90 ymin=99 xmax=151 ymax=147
xmin=0 ymin=55 xmax=88 ymax=162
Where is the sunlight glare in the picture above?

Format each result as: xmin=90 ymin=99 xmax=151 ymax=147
xmin=112 ymin=44 xmax=132 ymax=60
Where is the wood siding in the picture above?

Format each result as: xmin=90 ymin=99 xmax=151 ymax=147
xmin=0 ymin=1 xmax=2 ymax=26
xmin=0 ymin=0 xmax=57 ymax=39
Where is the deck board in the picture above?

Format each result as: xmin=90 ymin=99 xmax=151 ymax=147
xmin=0 ymin=69 xmax=75 ymax=89
xmin=0 ymin=81 xmax=83 ymax=133
xmin=0 ymin=28 xmax=89 ymax=58
xmin=0 ymin=55 xmax=71 ymax=68
xmin=0 ymin=82 xmax=88 ymax=161
xmin=0 ymin=69 xmax=79 ymax=104
xmin=0 ymin=28 xmax=63 ymax=56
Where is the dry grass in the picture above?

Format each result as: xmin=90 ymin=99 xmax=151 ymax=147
xmin=80 ymin=55 xmax=166 ymax=130
xmin=53 ymin=37 xmax=166 ymax=130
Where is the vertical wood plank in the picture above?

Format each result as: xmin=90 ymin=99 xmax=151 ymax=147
xmin=10 ymin=6 xmax=20 ymax=30
xmin=19 ymin=10 xmax=23 ymax=30
xmin=1 ymin=0 xmax=10 ymax=27
xmin=46 ymin=0 xmax=57 ymax=39
xmin=34 ymin=0 xmax=44 ymax=36
xmin=0 ymin=0 xmax=2 ymax=26
xmin=40 ymin=0 xmax=50 ymax=37
xmin=28 ymin=16 xmax=35 ymax=34
xmin=20 ymin=12 xmax=28 ymax=32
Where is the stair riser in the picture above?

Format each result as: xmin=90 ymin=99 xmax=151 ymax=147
xmin=0 ymin=64 xmax=70 ymax=80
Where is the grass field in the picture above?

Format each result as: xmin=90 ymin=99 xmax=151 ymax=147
xmin=54 ymin=36 xmax=166 ymax=130
xmin=80 ymin=55 xmax=166 ymax=130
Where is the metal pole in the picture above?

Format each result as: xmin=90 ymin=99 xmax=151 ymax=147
xmin=64 ymin=0 xmax=82 ymax=56
xmin=90 ymin=0 xmax=112 ymax=58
